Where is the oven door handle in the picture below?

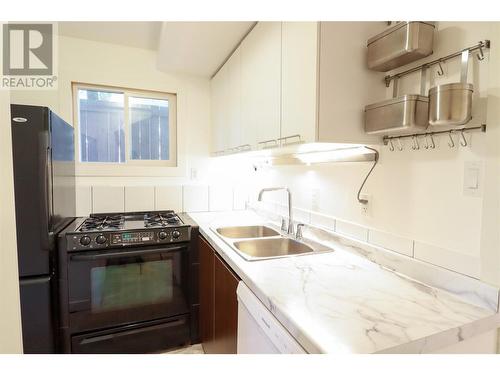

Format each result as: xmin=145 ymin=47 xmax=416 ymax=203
xmin=78 ymin=316 xmax=187 ymax=346
xmin=70 ymin=245 xmax=186 ymax=261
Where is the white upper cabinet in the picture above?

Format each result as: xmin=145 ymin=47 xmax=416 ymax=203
xmin=241 ymin=22 xmax=281 ymax=147
xmin=281 ymin=22 xmax=318 ymax=144
xmin=226 ymin=48 xmax=242 ymax=150
xmin=211 ymin=48 xmax=242 ymax=153
xmin=210 ymin=21 xmax=387 ymax=154
xmin=210 ymin=62 xmax=229 ymax=153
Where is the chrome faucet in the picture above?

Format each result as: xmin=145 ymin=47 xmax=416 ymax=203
xmin=258 ymin=187 xmax=294 ymax=235
xmin=295 ymin=223 xmax=305 ymax=240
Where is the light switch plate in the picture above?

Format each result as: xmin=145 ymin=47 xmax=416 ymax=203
xmin=463 ymin=161 xmax=483 ymax=197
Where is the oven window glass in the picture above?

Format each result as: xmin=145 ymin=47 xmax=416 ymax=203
xmin=90 ymin=260 xmax=173 ymax=312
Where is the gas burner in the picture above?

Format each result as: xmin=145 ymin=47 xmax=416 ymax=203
xmin=80 ymin=215 xmax=124 ymax=232
xmin=144 ymin=212 xmax=180 ymax=227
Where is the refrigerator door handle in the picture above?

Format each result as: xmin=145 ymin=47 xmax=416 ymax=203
xmin=46 ymin=146 xmax=53 ymax=247
xmin=39 ymin=142 xmax=51 ymax=252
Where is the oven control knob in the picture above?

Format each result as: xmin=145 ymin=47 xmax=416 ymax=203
xmin=158 ymin=231 xmax=167 ymax=240
xmin=172 ymin=230 xmax=180 ymax=239
xmin=96 ymin=235 xmax=107 ymax=245
xmin=80 ymin=236 xmax=91 ymax=246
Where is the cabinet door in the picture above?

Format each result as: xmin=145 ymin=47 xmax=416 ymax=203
xmin=198 ymin=236 xmax=215 ymax=353
xmin=213 ymin=253 xmax=239 ymax=354
xmin=210 ymin=64 xmax=230 ymax=153
xmin=281 ymin=22 xmax=319 ymax=144
xmin=226 ymin=48 xmax=242 ymax=149
xmin=241 ymin=22 xmax=281 ymax=147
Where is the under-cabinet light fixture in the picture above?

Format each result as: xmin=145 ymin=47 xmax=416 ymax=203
xmin=265 ymin=146 xmax=377 ymax=166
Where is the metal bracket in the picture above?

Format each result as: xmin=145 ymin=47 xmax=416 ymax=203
xmin=384 ymin=40 xmax=490 ymax=87
xmin=383 ymin=124 xmax=486 ymax=147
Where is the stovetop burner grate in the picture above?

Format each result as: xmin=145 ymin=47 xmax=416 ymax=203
xmin=144 ymin=212 xmax=180 ymax=227
xmin=80 ymin=215 xmax=124 ymax=232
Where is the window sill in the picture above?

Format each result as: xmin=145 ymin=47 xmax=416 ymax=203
xmin=75 ymin=162 xmax=186 ymax=178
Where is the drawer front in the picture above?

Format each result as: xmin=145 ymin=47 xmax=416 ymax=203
xmin=71 ymin=315 xmax=190 ymax=354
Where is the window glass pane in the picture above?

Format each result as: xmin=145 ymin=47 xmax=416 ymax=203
xmin=78 ymin=89 xmax=125 ymax=163
xmin=129 ymin=97 xmax=169 ymax=160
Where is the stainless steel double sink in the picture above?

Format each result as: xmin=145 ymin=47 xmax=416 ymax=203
xmin=213 ymin=225 xmax=333 ymax=261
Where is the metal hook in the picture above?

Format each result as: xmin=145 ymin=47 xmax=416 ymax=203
xmin=477 ymin=42 xmax=485 ymax=61
xmin=460 ymin=129 xmax=468 ymax=147
xmin=448 ymin=130 xmax=455 ymax=148
xmin=397 ymin=138 xmax=403 ymax=151
xmin=429 ymin=133 xmax=436 ymax=149
xmin=411 ymin=135 xmax=420 ymax=150
xmin=424 ymin=134 xmax=429 ymax=149
xmin=437 ymin=61 xmax=444 ymax=76
xmin=388 ymin=138 xmax=395 ymax=151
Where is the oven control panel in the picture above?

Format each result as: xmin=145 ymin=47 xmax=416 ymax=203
xmin=112 ymin=231 xmax=155 ymax=245
xmin=68 ymin=226 xmax=190 ymax=250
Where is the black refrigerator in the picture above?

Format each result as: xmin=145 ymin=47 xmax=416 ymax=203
xmin=10 ymin=104 xmax=76 ymax=353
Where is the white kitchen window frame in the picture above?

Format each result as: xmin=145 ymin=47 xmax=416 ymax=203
xmin=72 ymin=82 xmax=179 ymax=176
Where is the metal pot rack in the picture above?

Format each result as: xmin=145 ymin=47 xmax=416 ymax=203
xmin=384 ymin=40 xmax=490 ymax=87
xmin=383 ymin=124 xmax=486 ymax=151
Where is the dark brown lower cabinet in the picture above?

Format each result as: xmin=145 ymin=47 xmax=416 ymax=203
xmin=198 ymin=235 xmax=240 ymax=354
xmin=199 ymin=235 xmax=215 ymax=353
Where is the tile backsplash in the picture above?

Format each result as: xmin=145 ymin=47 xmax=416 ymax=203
xmin=183 ymin=185 xmax=209 ymax=212
xmin=76 ymin=184 xmax=242 ymax=216
xmin=368 ymin=229 xmax=414 ymax=257
xmin=125 ymin=186 xmax=155 ymax=212
xmin=335 ymin=220 xmax=369 ymax=242
xmin=249 ymin=200 xmax=483 ymax=280
xmin=92 ymin=186 xmax=125 ymax=213
xmin=76 ymin=185 xmax=482 ymax=280
xmin=155 ymin=185 xmax=183 ymax=212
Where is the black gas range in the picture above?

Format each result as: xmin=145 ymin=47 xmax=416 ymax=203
xmin=57 ymin=211 xmax=200 ymax=354
xmin=68 ymin=211 xmax=191 ymax=251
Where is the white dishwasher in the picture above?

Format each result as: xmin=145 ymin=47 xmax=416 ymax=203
xmin=236 ymin=282 xmax=307 ymax=354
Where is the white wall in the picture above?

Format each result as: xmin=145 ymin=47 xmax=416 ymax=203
xmin=0 ymin=88 xmax=23 ymax=353
xmin=207 ymin=22 xmax=500 ymax=285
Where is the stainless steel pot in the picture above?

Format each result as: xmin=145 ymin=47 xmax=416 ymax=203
xmin=428 ymin=49 xmax=474 ymax=126
xmin=428 ymin=83 xmax=473 ymax=126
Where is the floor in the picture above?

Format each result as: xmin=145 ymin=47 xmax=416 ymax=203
xmin=163 ymin=343 xmax=204 ymax=354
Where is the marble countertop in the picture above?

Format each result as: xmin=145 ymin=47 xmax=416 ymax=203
xmin=188 ymin=210 xmax=499 ymax=354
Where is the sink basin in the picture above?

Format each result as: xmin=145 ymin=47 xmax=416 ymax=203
xmin=233 ymin=237 xmax=332 ymax=260
xmin=215 ymin=225 xmax=280 ymax=239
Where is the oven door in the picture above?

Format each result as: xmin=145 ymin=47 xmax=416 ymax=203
xmin=67 ymin=245 xmax=189 ymax=333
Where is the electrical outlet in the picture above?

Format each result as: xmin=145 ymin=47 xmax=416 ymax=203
xmin=311 ymin=189 xmax=320 ymax=211
xmin=359 ymin=193 xmax=371 ymax=217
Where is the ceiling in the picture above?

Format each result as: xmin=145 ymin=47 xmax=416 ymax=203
xmin=58 ymin=22 xmax=163 ymax=50
xmin=156 ymin=22 xmax=255 ymax=77
xmin=58 ymin=21 xmax=255 ymax=77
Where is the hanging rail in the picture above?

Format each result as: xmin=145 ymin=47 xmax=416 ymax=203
xmin=383 ymin=124 xmax=486 ymax=148
xmin=384 ymin=40 xmax=491 ymax=87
